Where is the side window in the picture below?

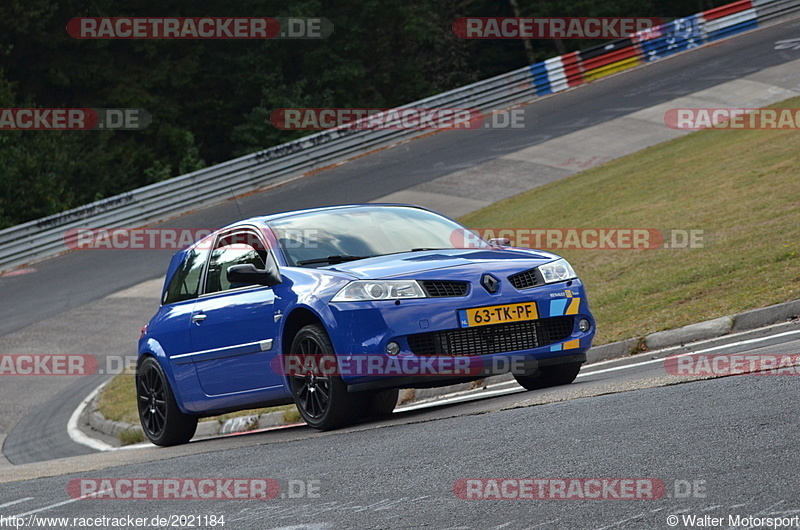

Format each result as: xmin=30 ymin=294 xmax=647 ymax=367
xmin=204 ymin=231 xmax=268 ymax=294
xmin=163 ymin=248 xmax=210 ymax=304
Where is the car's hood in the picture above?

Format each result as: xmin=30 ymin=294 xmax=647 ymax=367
xmin=325 ymin=248 xmax=560 ymax=279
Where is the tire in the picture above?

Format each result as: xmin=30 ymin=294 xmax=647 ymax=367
xmin=365 ymin=388 xmax=399 ymax=418
xmin=513 ymin=362 xmax=582 ymax=391
xmin=288 ymin=324 xmax=359 ymax=430
xmin=137 ymin=356 xmax=198 ymax=446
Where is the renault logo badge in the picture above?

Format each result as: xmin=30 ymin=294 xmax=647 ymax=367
xmin=481 ymin=274 xmax=500 ymax=294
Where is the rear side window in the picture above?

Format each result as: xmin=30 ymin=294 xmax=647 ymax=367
xmin=162 ymin=248 xmax=210 ymax=304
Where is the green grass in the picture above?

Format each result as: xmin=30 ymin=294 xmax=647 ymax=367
xmin=212 ymin=404 xmax=297 ymax=424
xmin=96 ymin=369 xmax=139 ymax=425
xmin=118 ymin=428 xmax=145 ymax=446
xmin=282 ymin=408 xmax=302 ymax=424
xmin=460 ymin=97 xmax=800 ymax=345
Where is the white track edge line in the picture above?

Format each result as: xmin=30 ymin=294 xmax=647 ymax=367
xmin=67 ymin=380 xmax=116 ymax=452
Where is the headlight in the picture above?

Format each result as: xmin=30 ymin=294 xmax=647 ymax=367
xmin=331 ymin=280 xmax=427 ymax=302
xmin=539 ymin=258 xmax=577 ymax=283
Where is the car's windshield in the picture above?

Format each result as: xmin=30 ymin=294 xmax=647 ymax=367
xmin=268 ymin=206 xmax=487 ymax=267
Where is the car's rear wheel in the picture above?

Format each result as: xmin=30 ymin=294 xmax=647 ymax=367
xmin=137 ymin=356 xmax=198 ymax=446
xmin=513 ymin=362 xmax=582 ymax=391
xmin=288 ymin=324 xmax=359 ymax=430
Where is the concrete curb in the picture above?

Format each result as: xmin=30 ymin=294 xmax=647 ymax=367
xmin=81 ymin=399 xmax=294 ymax=447
xmin=83 ymin=298 xmax=799 ymax=445
xmin=645 ymin=316 xmax=734 ymax=351
xmin=732 ymin=299 xmax=800 ymax=333
xmin=87 ymin=411 xmax=141 ymax=440
xmin=586 ymin=338 xmax=641 ymax=364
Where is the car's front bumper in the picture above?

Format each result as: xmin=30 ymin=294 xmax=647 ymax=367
xmin=327 ymin=279 xmax=595 ymax=391
xmin=344 ymin=352 xmax=586 ymax=393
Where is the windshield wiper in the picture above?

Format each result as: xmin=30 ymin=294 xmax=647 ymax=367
xmin=296 ymin=255 xmax=376 ymax=266
xmin=409 ymin=248 xmax=451 ymax=252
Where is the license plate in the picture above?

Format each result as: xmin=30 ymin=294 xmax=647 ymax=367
xmin=458 ymin=302 xmax=538 ymax=328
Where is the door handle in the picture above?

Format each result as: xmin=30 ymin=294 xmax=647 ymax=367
xmin=191 ymin=313 xmax=207 ymax=323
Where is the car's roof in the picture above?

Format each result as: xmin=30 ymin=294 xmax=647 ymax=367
xmin=244 ymin=203 xmax=435 ymax=225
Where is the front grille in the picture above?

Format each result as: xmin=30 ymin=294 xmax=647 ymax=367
xmin=407 ymin=317 xmax=574 ymax=356
xmin=420 ymin=281 xmax=469 ymax=297
xmin=508 ymin=268 xmax=542 ymax=290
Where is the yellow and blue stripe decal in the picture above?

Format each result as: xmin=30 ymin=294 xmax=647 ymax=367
xmin=547 ymin=296 xmax=581 ymax=317
xmin=549 ymin=292 xmax=582 ymax=351
xmin=551 ymin=338 xmax=581 ymax=352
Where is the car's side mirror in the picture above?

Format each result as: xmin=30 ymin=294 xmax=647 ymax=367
xmin=488 ymin=237 xmax=512 ymax=247
xmin=226 ymin=263 xmax=282 ymax=287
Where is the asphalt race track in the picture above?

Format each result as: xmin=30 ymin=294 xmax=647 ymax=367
xmin=1 ymin=16 xmax=800 ymax=530
xmin=2 ymin=322 xmax=800 ymax=529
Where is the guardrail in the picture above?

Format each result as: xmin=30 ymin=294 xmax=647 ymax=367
xmin=1 ymin=0 xmax=799 ymax=272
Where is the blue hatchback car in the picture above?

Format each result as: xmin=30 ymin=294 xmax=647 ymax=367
xmin=137 ymin=204 xmax=595 ymax=445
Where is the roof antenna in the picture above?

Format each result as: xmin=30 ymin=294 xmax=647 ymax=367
xmin=230 ymin=187 xmax=245 ymax=219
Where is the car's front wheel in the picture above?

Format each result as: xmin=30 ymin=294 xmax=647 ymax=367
xmin=288 ymin=324 xmax=360 ymax=430
xmin=137 ymin=356 xmax=198 ymax=446
xmin=365 ymin=388 xmax=399 ymax=418
xmin=513 ymin=362 xmax=582 ymax=391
